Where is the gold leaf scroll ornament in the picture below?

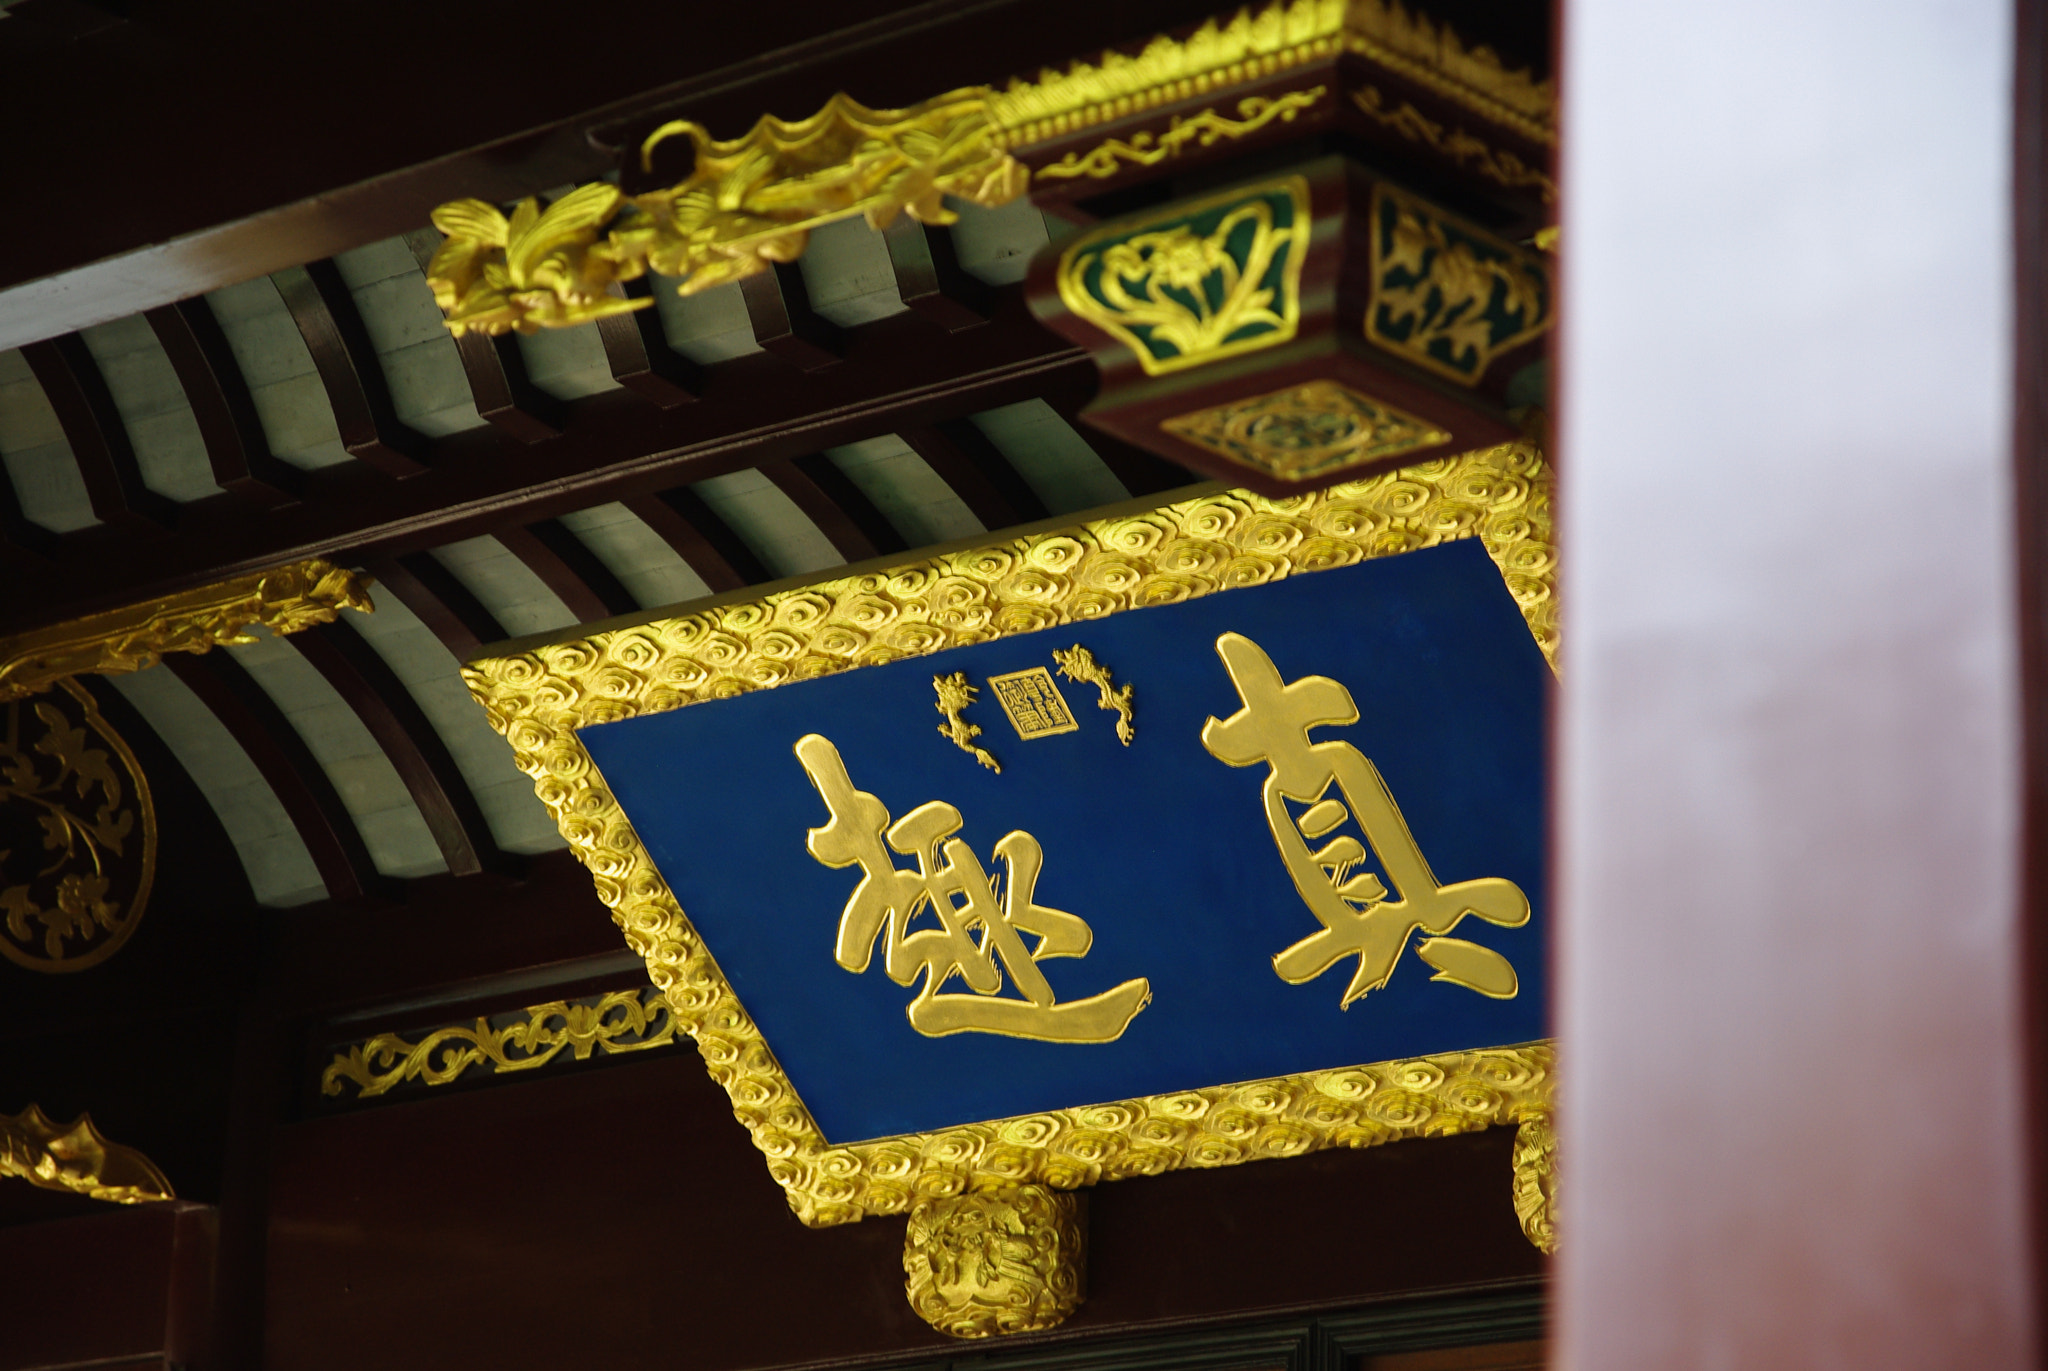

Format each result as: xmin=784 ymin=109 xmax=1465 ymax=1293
xmin=1 ymin=1104 xmax=173 ymax=1204
xmin=1034 ymin=88 xmax=1326 ymax=180
xmin=321 ymin=988 xmax=678 ymax=1100
xmin=429 ymin=90 xmax=1027 ymax=336
xmin=428 ymin=184 xmax=653 ymax=337
xmin=0 ymin=557 xmax=373 ymax=703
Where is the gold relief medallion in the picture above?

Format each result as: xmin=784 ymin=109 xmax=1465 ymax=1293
xmin=1163 ymin=379 xmax=1452 ymax=482
xmin=0 ymin=680 xmax=155 ymax=973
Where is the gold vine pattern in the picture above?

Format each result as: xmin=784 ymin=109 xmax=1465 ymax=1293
xmin=2 ymin=1104 xmax=174 ymax=1204
xmin=1033 ymin=89 xmax=1326 ymax=181
xmin=464 ymin=444 xmax=1556 ymax=1228
xmin=321 ymin=988 xmax=677 ymax=1100
xmin=0 ymin=558 xmax=373 ymax=704
xmin=1352 ymin=85 xmax=1554 ymax=202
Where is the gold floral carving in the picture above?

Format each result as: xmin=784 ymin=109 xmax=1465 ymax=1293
xmin=1057 ymin=177 xmax=1307 ymax=376
xmin=1162 ymin=379 xmax=1452 ymax=482
xmin=990 ymin=0 xmax=1552 ymax=154
xmin=1511 ymin=1109 xmax=1557 ymax=1254
xmin=1 ymin=679 xmax=155 ymax=973
xmin=1034 ymin=88 xmax=1326 ymax=181
xmin=1352 ymin=85 xmax=1554 ymax=202
xmin=321 ymin=988 xmax=676 ymax=1100
xmin=2 ymin=1104 xmax=174 ymax=1204
xmin=429 ymin=90 xmax=1027 ymax=335
xmin=0 ymin=558 xmax=374 ymax=704
xmin=463 ymin=444 xmax=1556 ymax=1229
xmin=1368 ymin=184 xmax=1551 ymax=385
xmin=905 ymin=1185 xmax=1085 ymax=1338
xmin=429 ymin=184 xmax=653 ymax=337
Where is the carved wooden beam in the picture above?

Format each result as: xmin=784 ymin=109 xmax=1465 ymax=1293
xmin=165 ymin=647 xmax=385 ymax=904
xmin=621 ymin=487 xmax=766 ymax=595
xmin=497 ymin=523 xmax=639 ymax=622
xmin=274 ymin=262 xmax=431 ymax=478
xmin=145 ymin=299 xmax=302 ymax=507
xmin=22 ymin=335 xmax=179 ymax=530
xmin=287 ymin=621 xmax=517 ymax=879
xmin=363 ymin=554 xmax=507 ymax=659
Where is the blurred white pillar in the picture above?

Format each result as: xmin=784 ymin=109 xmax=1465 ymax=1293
xmin=1555 ymin=1 xmax=2036 ymax=1365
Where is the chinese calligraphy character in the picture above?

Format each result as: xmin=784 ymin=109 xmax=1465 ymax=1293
xmin=795 ymin=733 xmax=1152 ymax=1041
xmin=1200 ymin=632 xmax=1528 ymax=1008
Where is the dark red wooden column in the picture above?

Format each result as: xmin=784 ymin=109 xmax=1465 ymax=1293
xmin=1556 ymin=0 xmax=2039 ymax=1366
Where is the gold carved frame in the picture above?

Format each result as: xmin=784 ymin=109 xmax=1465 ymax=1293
xmin=465 ymin=443 xmax=1557 ymax=1241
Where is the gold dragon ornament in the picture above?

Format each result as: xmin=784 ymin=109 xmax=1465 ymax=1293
xmin=428 ymin=91 xmax=1027 ymax=337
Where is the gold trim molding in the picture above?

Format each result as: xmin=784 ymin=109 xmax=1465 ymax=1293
xmin=465 ymin=442 xmax=1556 ymax=1228
xmin=0 ymin=558 xmax=374 ymax=704
xmin=321 ymin=988 xmax=677 ymax=1100
xmin=1033 ymin=88 xmax=1327 ymax=181
xmin=991 ymin=0 xmax=1551 ymax=153
xmin=427 ymin=0 xmax=1550 ymax=336
xmin=2 ymin=1104 xmax=174 ymax=1205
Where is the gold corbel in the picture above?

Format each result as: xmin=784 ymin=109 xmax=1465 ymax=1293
xmin=905 ymin=1185 xmax=1085 ymax=1336
xmin=1511 ymin=1109 xmax=1557 ymax=1253
xmin=0 ymin=557 xmax=374 ymax=703
xmin=1 ymin=1104 xmax=174 ymax=1205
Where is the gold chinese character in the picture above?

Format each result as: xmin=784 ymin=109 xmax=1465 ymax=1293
xmin=1200 ymin=632 xmax=1528 ymax=1008
xmin=795 ymin=734 xmax=1152 ymax=1041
